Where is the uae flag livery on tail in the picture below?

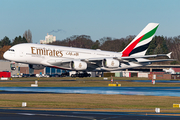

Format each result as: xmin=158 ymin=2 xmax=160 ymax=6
xmin=122 ymin=23 xmax=159 ymax=57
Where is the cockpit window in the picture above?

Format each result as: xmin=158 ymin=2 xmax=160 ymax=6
xmin=8 ymin=49 xmax=15 ymax=52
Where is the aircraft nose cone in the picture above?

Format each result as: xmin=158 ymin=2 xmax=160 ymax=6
xmin=3 ymin=51 xmax=9 ymax=60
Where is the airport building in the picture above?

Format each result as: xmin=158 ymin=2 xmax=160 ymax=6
xmin=0 ymin=60 xmax=67 ymax=77
xmin=0 ymin=60 xmax=180 ymax=79
xmin=40 ymin=33 xmax=56 ymax=44
xmin=19 ymin=65 xmax=65 ymax=76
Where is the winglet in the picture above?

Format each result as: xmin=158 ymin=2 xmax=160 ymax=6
xmin=167 ymin=52 xmax=172 ymax=58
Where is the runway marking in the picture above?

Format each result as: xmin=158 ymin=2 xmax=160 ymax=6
xmin=18 ymin=113 xmax=36 ymax=116
xmin=100 ymin=116 xmax=118 ymax=120
xmin=0 ymin=111 xmax=94 ymax=120
xmin=17 ymin=112 xmax=95 ymax=120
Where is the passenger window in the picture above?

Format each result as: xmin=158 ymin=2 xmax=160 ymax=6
xmin=8 ymin=49 xmax=15 ymax=52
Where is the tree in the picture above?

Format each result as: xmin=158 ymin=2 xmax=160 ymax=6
xmin=23 ymin=29 xmax=32 ymax=43
xmin=119 ymin=41 xmax=126 ymax=52
xmin=91 ymin=40 xmax=100 ymax=49
xmin=51 ymin=35 xmax=94 ymax=49
xmin=99 ymin=37 xmax=112 ymax=46
xmin=0 ymin=45 xmax=11 ymax=59
xmin=12 ymin=36 xmax=27 ymax=46
xmin=0 ymin=36 xmax=11 ymax=47
xmin=146 ymin=36 xmax=168 ymax=55
xmin=146 ymin=37 xmax=157 ymax=55
xmin=166 ymin=35 xmax=180 ymax=62
xmin=161 ymin=38 xmax=168 ymax=54
xmin=68 ymin=35 xmax=93 ymax=48
xmin=99 ymin=36 xmax=135 ymax=52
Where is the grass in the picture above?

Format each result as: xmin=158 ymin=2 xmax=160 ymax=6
xmin=0 ymin=78 xmax=180 ymax=87
xmin=0 ymin=94 xmax=180 ymax=113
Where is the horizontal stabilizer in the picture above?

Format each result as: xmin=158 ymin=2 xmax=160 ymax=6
xmin=138 ymin=59 xmax=175 ymax=63
xmin=119 ymin=53 xmax=172 ymax=60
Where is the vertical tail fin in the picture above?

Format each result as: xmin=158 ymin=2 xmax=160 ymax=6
xmin=122 ymin=23 xmax=159 ymax=57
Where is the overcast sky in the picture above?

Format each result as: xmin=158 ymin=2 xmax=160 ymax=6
xmin=0 ymin=0 xmax=180 ymax=43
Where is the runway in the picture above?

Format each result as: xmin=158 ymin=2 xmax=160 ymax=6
xmin=0 ymin=87 xmax=180 ymax=96
xmin=0 ymin=109 xmax=180 ymax=120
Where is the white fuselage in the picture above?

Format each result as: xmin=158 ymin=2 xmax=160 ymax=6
xmin=4 ymin=43 xmax=120 ymax=63
xmin=3 ymin=43 xmax=143 ymax=71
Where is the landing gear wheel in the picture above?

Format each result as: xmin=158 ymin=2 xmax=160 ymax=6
xmin=71 ymin=74 xmax=76 ymax=78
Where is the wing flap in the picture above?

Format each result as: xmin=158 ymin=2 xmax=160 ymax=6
xmin=47 ymin=59 xmax=73 ymax=64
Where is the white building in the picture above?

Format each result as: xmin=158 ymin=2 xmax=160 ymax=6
xmin=40 ymin=33 xmax=56 ymax=44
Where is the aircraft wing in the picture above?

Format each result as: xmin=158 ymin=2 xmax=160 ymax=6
xmin=46 ymin=52 xmax=174 ymax=71
xmin=47 ymin=57 xmax=117 ymax=70
xmin=47 ymin=58 xmax=104 ymax=70
xmin=119 ymin=52 xmax=172 ymax=60
xmin=47 ymin=59 xmax=74 ymax=69
xmin=47 ymin=59 xmax=74 ymax=64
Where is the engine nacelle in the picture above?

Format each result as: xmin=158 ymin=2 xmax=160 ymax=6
xmin=71 ymin=61 xmax=87 ymax=70
xmin=29 ymin=64 xmax=45 ymax=70
xmin=103 ymin=59 xmax=120 ymax=68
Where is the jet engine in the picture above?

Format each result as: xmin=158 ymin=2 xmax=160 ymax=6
xmin=71 ymin=61 xmax=87 ymax=70
xmin=103 ymin=59 xmax=120 ymax=68
xmin=29 ymin=64 xmax=45 ymax=70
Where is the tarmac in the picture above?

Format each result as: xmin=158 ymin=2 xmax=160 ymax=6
xmin=0 ymin=109 xmax=180 ymax=120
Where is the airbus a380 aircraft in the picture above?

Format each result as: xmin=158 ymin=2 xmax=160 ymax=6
xmin=3 ymin=23 xmax=174 ymax=77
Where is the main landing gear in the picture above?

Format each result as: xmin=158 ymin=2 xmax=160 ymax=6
xmin=71 ymin=71 xmax=91 ymax=78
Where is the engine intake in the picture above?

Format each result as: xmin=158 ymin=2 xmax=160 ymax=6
xmin=103 ymin=59 xmax=120 ymax=68
xmin=71 ymin=61 xmax=87 ymax=70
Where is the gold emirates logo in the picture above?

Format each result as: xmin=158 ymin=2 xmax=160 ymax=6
xmin=111 ymin=61 xmax=115 ymax=66
xmin=31 ymin=47 xmax=63 ymax=57
xmin=79 ymin=63 xmax=82 ymax=68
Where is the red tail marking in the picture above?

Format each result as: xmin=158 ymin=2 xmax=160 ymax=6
xmin=122 ymin=35 xmax=144 ymax=57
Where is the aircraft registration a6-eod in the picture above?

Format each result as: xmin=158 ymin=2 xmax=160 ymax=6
xmin=3 ymin=23 xmax=174 ymax=76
